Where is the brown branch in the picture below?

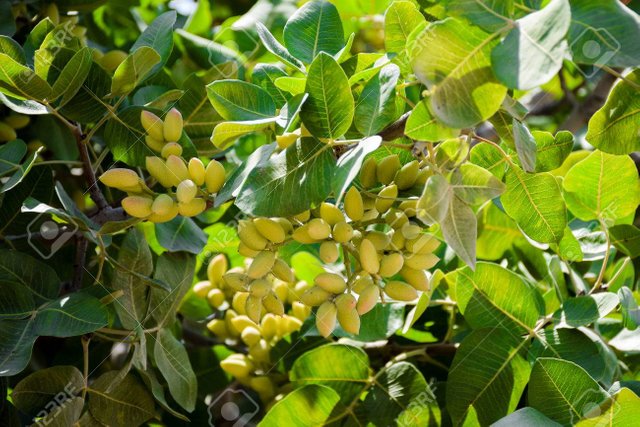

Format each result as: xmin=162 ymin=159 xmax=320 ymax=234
xmin=377 ymin=111 xmax=411 ymax=141
xmin=74 ymin=126 xmax=109 ymax=211
xmin=71 ymin=236 xmax=88 ymax=291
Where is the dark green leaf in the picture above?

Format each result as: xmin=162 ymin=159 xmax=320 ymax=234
xmin=258 ymin=384 xmax=339 ymax=427
xmin=155 ymin=216 xmax=207 ymax=254
xmin=154 ymin=328 xmax=197 ymax=412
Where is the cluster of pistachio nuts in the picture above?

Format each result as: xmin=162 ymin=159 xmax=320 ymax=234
xmin=0 ymin=113 xmax=29 ymax=142
xmin=194 ymin=255 xmax=309 ymax=403
xmin=98 ymin=108 xmax=225 ymax=223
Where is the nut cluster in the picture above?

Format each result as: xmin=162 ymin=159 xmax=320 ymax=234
xmin=0 ymin=113 xmax=30 ymax=142
xmin=98 ymin=108 xmax=226 ymax=223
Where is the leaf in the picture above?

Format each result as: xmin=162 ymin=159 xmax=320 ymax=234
xmin=234 ymin=137 xmax=336 ymax=217
xmin=175 ymin=29 xmax=240 ymax=69
xmin=149 ymin=252 xmax=196 ymax=328
xmin=405 ymin=98 xmax=459 ymax=141
xmin=493 ymin=408 xmax=562 ymax=427
xmin=444 ymin=0 xmax=513 ymax=32
xmin=410 ymin=18 xmax=507 ymax=128
xmin=110 ymin=228 xmax=153 ymax=329
xmin=59 ymin=62 xmax=112 ymax=123
xmin=0 ymin=144 xmax=42 ymax=193
xmin=255 ymin=22 xmax=305 ymax=72
xmin=530 ymin=328 xmax=617 ymax=385
xmin=0 ymin=250 xmax=60 ymax=303
xmin=440 ymin=194 xmax=477 ymax=269
xmin=290 ymin=252 xmax=325 ymax=285
xmin=502 ymin=167 xmax=566 ymax=243
xmin=0 ymin=139 xmax=26 ymax=176
xmin=450 ymin=163 xmax=505 ymax=206
xmin=576 ymin=388 xmax=640 ymax=427
xmin=512 ymin=119 xmax=537 ymax=173
xmin=39 ymin=397 xmax=84 ymax=427
xmin=552 ymin=293 xmax=619 ymax=327
xmin=155 ymin=216 xmax=207 ymax=254
xmin=470 ymin=142 xmax=508 ymax=180
xmin=332 ymin=136 xmax=381 ymax=203
xmin=384 ymin=1 xmax=427 ymax=53
xmin=0 ymin=319 xmax=37 ymax=376
xmin=88 ymin=372 xmax=155 ymax=427
xmin=417 ymin=174 xmax=451 ymax=225
xmin=259 ymin=385 xmax=339 ymax=427
xmin=354 ymin=64 xmax=400 ymax=136
xmin=130 ymin=11 xmax=176 ymax=75
xmin=252 ymin=63 xmax=290 ymax=107
xmin=274 ymin=76 xmax=306 ymax=95
xmin=477 ymin=203 xmax=521 ymax=260
xmin=333 ymin=303 xmax=405 ymax=341
xmin=0 ymin=53 xmax=52 ymax=100
xmin=529 ymin=358 xmax=609 ymax=426
xmin=49 ymin=47 xmax=92 ymax=107
xmin=206 ymin=79 xmax=276 ymax=121
xmin=300 ymin=52 xmax=354 ymax=139
xmin=283 ymin=0 xmax=344 ymax=63
xmin=568 ymin=0 xmax=640 ymax=68
xmin=211 ymin=117 xmax=278 ymax=150
xmin=290 ymin=344 xmax=369 ymax=406
xmin=110 ymin=46 xmax=161 ymax=97
xmin=0 ymin=282 xmax=34 ymax=319
xmin=586 ymin=69 xmax=640 ymax=154
xmin=365 ymin=362 xmax=439 ymax=426
xmin=154 ymin=329 xmax=197 ymax=412
xmin=610 ymin=225 xmax=640 ymax=258
xmin=448 ymin=262 xmax=544 ymax=332
xmin=563 ymin=150 xmax=640 ymax=223
xmin=618 ymin=287 xmax=640 ymax=330
xmin=492 ymin=0 xmax=570 ymax=90
xmin=534 ymin=130 xmax=574 ymax=172
xmin=34 ymin=292 xmax=109 ymax=337
xmin=447 ymin=328 xmax=531 ymax=425
xmin=12 ymin=366 xmax=84 ymax=416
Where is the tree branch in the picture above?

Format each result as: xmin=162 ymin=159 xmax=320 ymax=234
xmin=377 ymin=111 xmax=410 ymax=141
xmin=74 ymin=126 xmax=109 ymax=211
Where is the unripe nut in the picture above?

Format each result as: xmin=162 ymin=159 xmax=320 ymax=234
xmin=247 ymin=251 xmax=276 ymax=279
xmin=384 ymin=281 xmax=418 ymax=301
xmin=163 ymin=108 xmax=183 ymax=142
xmin=121 ymin=196 xmax=152 ymax=218
xmin=314 ymin=272 xmax=347 ymax=294
xmin=316 ymin=301 xmax=337 ymax=338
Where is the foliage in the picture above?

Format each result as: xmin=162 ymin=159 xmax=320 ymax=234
xmin=1 ymin=0 xmax=640 ymax=426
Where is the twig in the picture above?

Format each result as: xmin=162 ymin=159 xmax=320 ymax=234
xmin=377 ymin=111 xmax=410 ymax=141
xmin=71 ymin=236 xmax=88 ymax=291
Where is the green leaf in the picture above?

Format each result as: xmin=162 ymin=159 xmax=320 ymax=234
xmin=563 ymin=150 xmax=640 ymax=222
xmin=384 ymin=1 xmax=427 ymax=53
xmin=618 ymin=287 xmax=640 ymax=330
xmin=502 ymin=167 xmax=566 ymax=243
xmin=255 ymin=22 xmax=305 ymax=72
xmin=534 ymin=130 xmax=574 ymax=172
xmin=610 ymin=225 xmax=640 ymax=258
xmin=0 ymin=53 xmax=52 ymax=100
xmin=586 ymin=70 xmax=640 ymax=154
xmin=252 ymin=63 xmax=290 ymax=107
xmin=477 ymin=203 xmax=521 ymax=260
xmin=417 ymin=174 xmax=451 ymax=225
xmin=332 ymin=136 xmax=381 ymax=203
xmin=493 ymin=408 xmax=562 ymax=427
xmin=155 ymin=216 xmax=207 ymax=255
xmin=175 ymin=29 xmax=240 ymax=69
xmin=290 ymin=251 xmax=325 ymax=285
xmin=450 ymin=163 xmax=505 ymax=206
xmin=49 ymin=47 xmax=92 ymax=107
xmin=410 ymin=18 xmax=507 ymax=127
xmin=0 ymin=282 xmax=34 ymax=319
xmin=354 ymin=64 xmax=399 ymax=136
xmin=440 ymin=194 xmax=477 ymax=269
xmin=529 ymin=358 xmax=609 ymax=426
xmin=448 ymin=262 xmax=544 ymax=332
xmin=334 ymin=303 xmax=404 ymax=341
xmin=110 ymin=46 xmax=161 ymax=97
xmin=576 ymin=388 xmax=640 ymax=427
xmin=149 ymin=252 xmax=196 ymax=328
xmin=300 ymin=52 xmax=354 ymax=139
xmin=39 ymin=397 xmax=84 ymax=427
xmin=88 ymin=372 xmax=155 ymax=427
xmin=447 ymin=328 xmax=531 ymax=425
xmin=512 ymin=119 xmax=537 ymax=173
xmin=0 ymin=250 xmax=60 ymax=303
xmin=34 ymin=292 xmax=108 ymax=337
xmin=470 ymin=142 xmax=508 ymax=180
xmin=110 ymin=228 xmax=153 ymax=329
xmin=274 ymin=76 xmax=306 ymax=95
xmin=234 ymin=137 xmax=336 ymax=217
xmin=59 ymin=62 xmax=112 ymax=123
xmin=553 ymin=293 xmax=619 ymax=327
xmin=0 ymin=35 xmax=25 ymax=63
xmin=365 ymin=362 xmax=440 ymax=426
xmin=12 ymin=366 xmax=84 ymax=416
xmin=0 ymin=145 xmax=42 ymax=193
xmin=0 ymin=319 xmax=37 ymax=376
xmin=131 ymin=11 xmax=176 ymax=75
xmin=531 ymin=328 xmax=617 ymax=385
xmin=568 ymin=0 xmax=640 ymax=68
xmin=258 ymin=384 xmax=339 ymax=427
xmin=405 ymin=98 xmax=459 ymax=141
xmin=0 ymin=139 xmax=26 ymax=177
xmin=211 ymin=117 xmax=278 ymax=150
xmin=207 ymin=79 xmax=276 ymax=121
xmin=283 ymin=0 xmax=344 ymax=63
xmin=444 ymin=0 xmax=513 ymax=32
xmin=290 ymin=344 xmax=369 ymax=406
xmin=492 ymin=0 xmax=570 ymax=90
xmin=154 ymin=328 xmax=197 ymax=412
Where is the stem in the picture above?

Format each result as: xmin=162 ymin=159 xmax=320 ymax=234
xmin=71 ymin=237 xmax=88 ymax=291
xmin=590 ymin=219 xmax=612 ymax=294
xmin=81 ymin=336 xmax=90 ymax=399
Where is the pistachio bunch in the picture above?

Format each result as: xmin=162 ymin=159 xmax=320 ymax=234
xmin=0 ymin=113 xmax=30 ymax=142
xmin=98 ymin=108 xmax=226 ymax=223
xmin=233 ymin=152 xmax=440 ymax=338
xmin=194 ymin=255 xmax=309 ymax=402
